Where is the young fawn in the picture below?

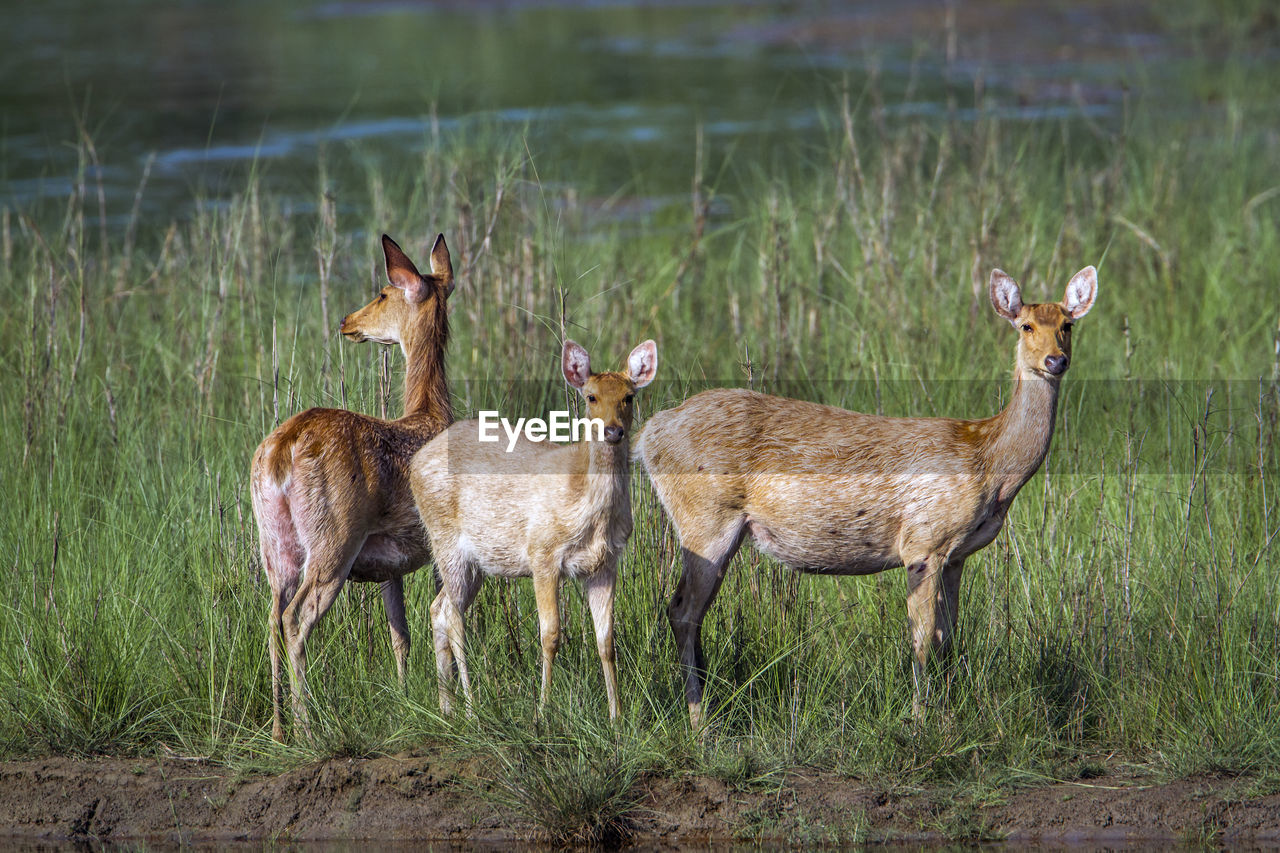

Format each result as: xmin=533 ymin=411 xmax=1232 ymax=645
xmin=637 ymin=267 xmax=1098 ymax=726
xmin=250 ymin=234 xmax=454 ymax=741
xmin=410 ymin=339 xmax=658 ymax=720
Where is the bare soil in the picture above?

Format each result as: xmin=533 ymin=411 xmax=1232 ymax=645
xmin=2 ymin=754 xmax=1280 ymax=847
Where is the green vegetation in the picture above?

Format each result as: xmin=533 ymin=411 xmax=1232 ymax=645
xmin=2 ymin=21 xmax=1278 ymax=844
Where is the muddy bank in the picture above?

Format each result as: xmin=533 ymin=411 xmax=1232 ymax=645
xmin=2 ymin=754 xmax=1279 ymax=846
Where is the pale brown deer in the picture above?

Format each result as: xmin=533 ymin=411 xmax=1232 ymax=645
xmin=410 ymin=339 xmax=658 ymax=720
xmin=250 ymin=234 xmax=454 ymax=741
xmin=637 ymin=267 xmax=1097 ymax=726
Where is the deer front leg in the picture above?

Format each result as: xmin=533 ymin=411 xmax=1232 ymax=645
xmin=381 ymin=577 xmax=411 ymax=689
xmin=582 ymin=564 xmax=620 ymax=721
xmin=905 ymin=553 xmax=948 ymax=717
xmin=668 ymin=521 xmax=743 ymax=730
xmin=531 ymin=566 xmax=562 ymax=715
xmin=937 ymin=557 xmax=965 ymax=657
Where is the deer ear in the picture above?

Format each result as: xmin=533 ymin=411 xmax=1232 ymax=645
xmin=382 ymin=234 xmax=429 ymax=304
xmin=626 ymin=340 xmax=658 ymax=389
xmin=989 ymin=269 xmax=1023 ymax=324
xmin=1062 ymin=266 xmax=1097 ymax=319
xmin=562 ymin=340 xmax=591 ymax=389
xmin=429 ymin=233 xmax=455 ymax=298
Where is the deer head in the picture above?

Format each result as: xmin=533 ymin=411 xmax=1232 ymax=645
xmin=340 ymin=233 xmax=454 ymax=351
xmin=990 ymin=266 xmax=1097 ymax=378
xmin=562 ymin=339 xmax=658 ymax=445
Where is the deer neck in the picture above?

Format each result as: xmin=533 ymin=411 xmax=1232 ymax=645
xmin=397 ymin=303 xmax=451 ymax=425
xmin=982 ymin=364 xmax=1061 ymax=500
xmin=577 ymin=437 xmax=631 ymax=509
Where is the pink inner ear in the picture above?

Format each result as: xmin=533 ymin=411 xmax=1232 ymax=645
xmin=389 ymin=269 xmax=428 ymax=303
xmin=994 ymin=284 xmax=1022 ymax=319
xmin=1064 ymin=267 xmax=1097 ymax=318
xmin=628 ymin=341 xmax=658 ymax=387
xmin=563 ymin=343 xmax=591 ymax=388
xmin=989 ymin=270 xmax=1023 ymax=320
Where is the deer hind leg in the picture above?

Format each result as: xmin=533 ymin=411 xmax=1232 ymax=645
xmin=265 ymin=562 xmax=300 ymax=743
xmin=431 ymin=556 xmax=481 ymax=716
xmin=380 ymin=577 xmax=411 ymax=688
xmin=429 ymin=590 xmax=455 ymax=715
xmin=582 ymin=563 xmax=620 ymax=721
xmin=280 ymin=536 xmax=364 ymax=739
xmin=267 ymin=579 xmax=297 ymax=743
xmin=905 ymin=552 xmax=956 ymax=716
xmin=254 ymin=482 xmax=302 ymax=741
xmin=667 ymin=519 xmax=745 ymax=729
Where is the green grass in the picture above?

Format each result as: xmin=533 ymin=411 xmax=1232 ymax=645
xmin=2 ymin=33 xmax=1279 ymax=843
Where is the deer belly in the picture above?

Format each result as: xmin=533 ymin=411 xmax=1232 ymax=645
xmin=747 ymin=517 xmax=895 ymax=576
xmin=348 ymin=534 xmax=425 ymax=582
xmin=458 ymin=533 xmax=533 ymax=580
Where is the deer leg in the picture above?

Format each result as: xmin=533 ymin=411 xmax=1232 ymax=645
xmin=281 ymin=540 xmax=362 ymax=739
xmin=905 ymin=552 xmax=949 ymax=717
xmin=429 ymin=589 xmax=456 ymax=716
xmin=532 ymin=565 xmax=562 ymax=715
xmin=260 ymin=540 xmax=300 ymax=743
xmin=268 ymin=583 xmax=295 ymax=743
xmin=431 ymin=558 xmax=481 ymax=717
xmin=668 ymin=521 xmax=744 ymax=729
xmin=380 ymin=577 xmax=411 ymax=689
xmin=936 ymin=557 xmax=966 ymax=657
xmin=582 ymin=564 xmax=620 ymax=721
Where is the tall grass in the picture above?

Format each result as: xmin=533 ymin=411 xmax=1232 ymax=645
xmin=1 ymin=46 xmax=1278 ymax=840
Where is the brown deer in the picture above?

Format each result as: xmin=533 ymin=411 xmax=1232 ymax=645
xmin=410 ymin=339 xmax=658 ymax=720
xmin=250 ymin=233 xmax=454 ymax=741
xmin=637 ymin=267 xmax=1097 ymax=726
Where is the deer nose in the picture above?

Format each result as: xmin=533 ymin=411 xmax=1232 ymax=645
xmin=603 ymin=425 xmax=625 ymax=445
xmin=1044 ymin=354 xmax=1069 ymax=375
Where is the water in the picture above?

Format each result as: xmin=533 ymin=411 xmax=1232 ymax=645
xmin=0 ymin=0 xmax=1163 ymax=230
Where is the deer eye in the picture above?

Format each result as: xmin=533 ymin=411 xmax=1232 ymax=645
xmin=378 ymin=293 xmax=387 ymax=301
xmin=1021 ymin=323 xmax=1033 ymax=333
xmin=587 ymin=395 xmax=597 ymax=404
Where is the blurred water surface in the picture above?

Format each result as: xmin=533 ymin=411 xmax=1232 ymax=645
xmin=0 ymin=0 xmax=1177 ymax=228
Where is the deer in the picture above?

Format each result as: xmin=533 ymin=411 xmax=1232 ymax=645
xmin=409 ymin=339 xmax=659 ymax=721
xmin=636 ymin=266 xmax=1098 ymax=727
xmin=249 ymin=233 xmax=455 ymax=741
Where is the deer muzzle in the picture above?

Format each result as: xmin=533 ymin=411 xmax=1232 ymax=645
xmin=339 ymin=316 xmax=364 ymax=340
xmin=1043 ymin=354 xmax=1069 ymax=375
